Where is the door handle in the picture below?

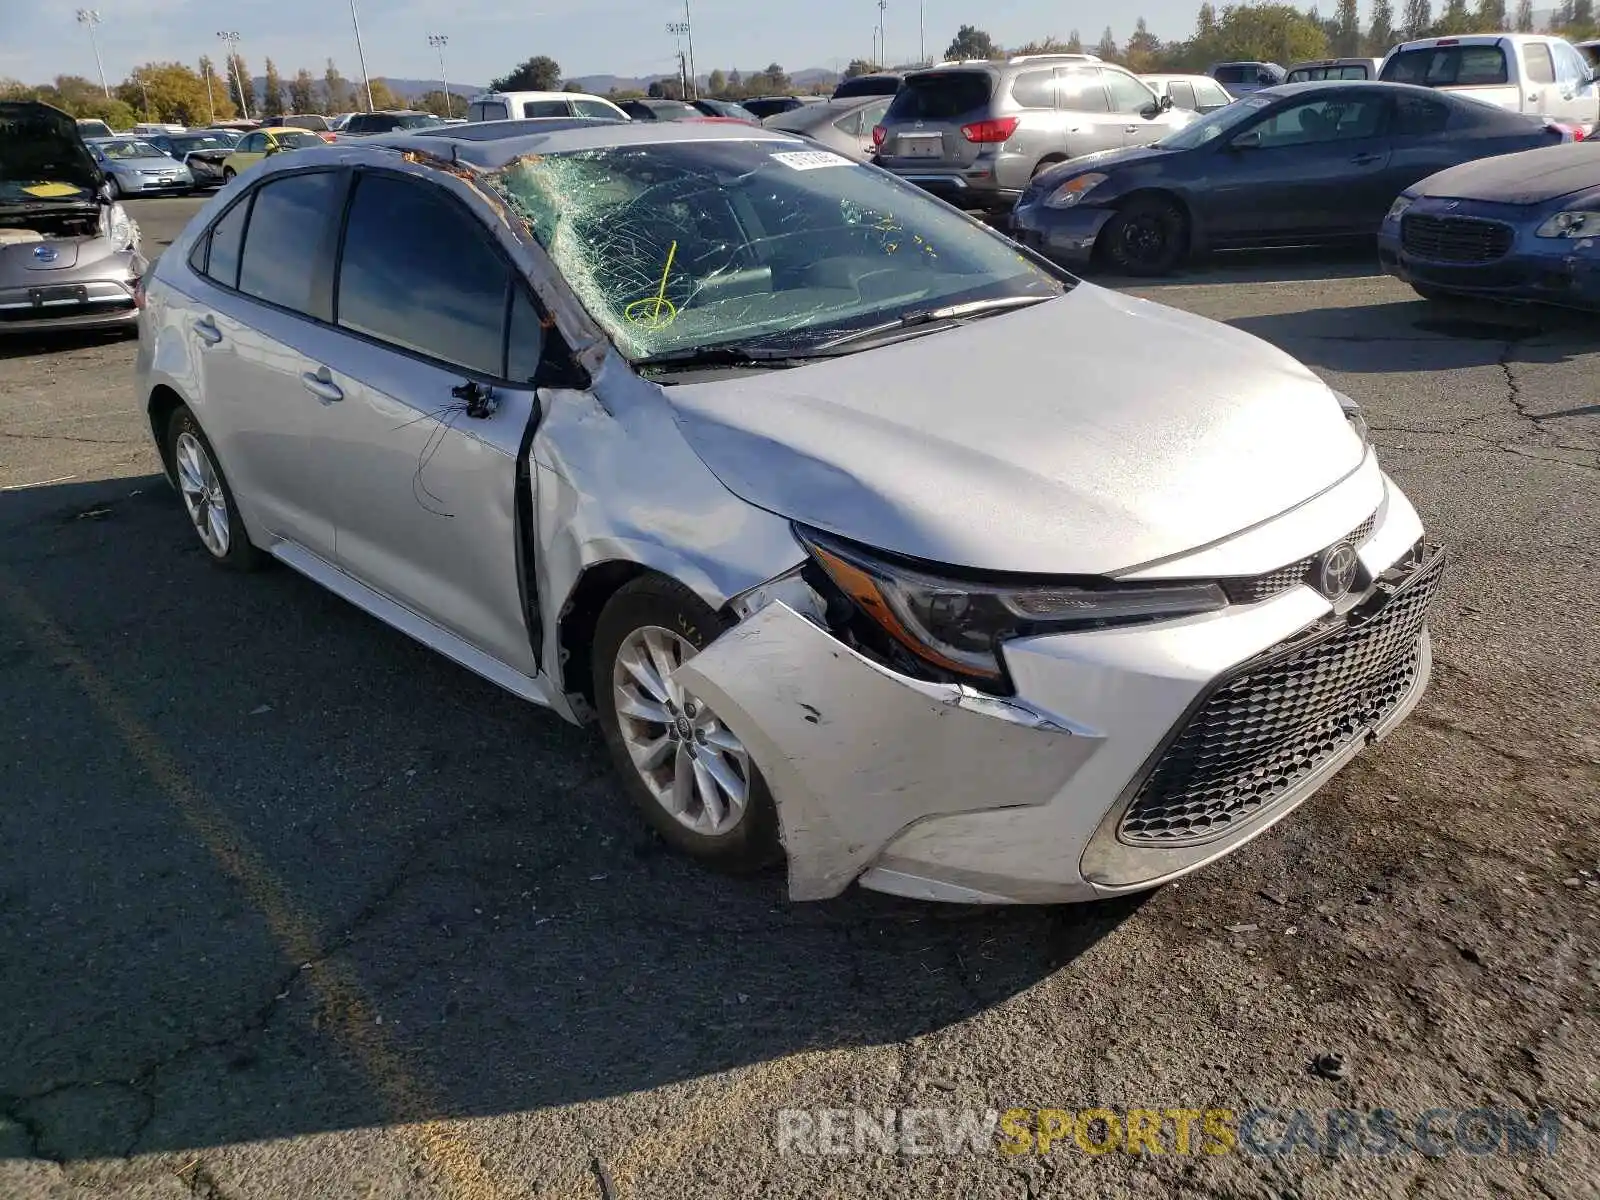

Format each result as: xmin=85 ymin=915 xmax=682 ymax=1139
xmin=192 ymin=316 xmax=222 ymax=345
xmin=1350 ymin=152 xmax=1382 ymax=165
xmin=1124 ymin=125 xmax=1140 ymax=133
xmin=300 ymin=369 xmax=343 ymax=404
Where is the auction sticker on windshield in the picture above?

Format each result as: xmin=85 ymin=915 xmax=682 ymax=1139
xmin=771 ymin=150 xmax=854 ymax=170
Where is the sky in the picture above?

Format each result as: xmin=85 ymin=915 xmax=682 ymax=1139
xmin=7 ymin=0 xmax=1249 ymax=92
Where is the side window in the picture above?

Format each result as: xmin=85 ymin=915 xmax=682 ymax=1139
xmin=470 ymin=102 xmax=508 ymax=121
xmin=1201 ymin=81 xmax=1232 ymax=106
xmin=859 ymin=99 xmax=890 ymax=129
xmin=1170 ymin=81 xmax=1197 ymax=110
xmin=505 ymin=288 xmax=547 ymax=384
xmin=1525 ymin=43 xmax=1556 ymax=85
xmin=337 ymin=173 xmax=510 ymax=376
xmin=203 ymin=194 xmax=251 ymax=288
xmin=523 ymin=100 xmax=570 ymax=117
xmin=1555 ymin=42 xmax=1588 ymax=85
xmin=237 ymin=172 xmax=342 ymax=319
xmin=1011 ymin=70 xmax=1057 ymax=108
xmin=573 ymin=98 xmax=615 ymax=118
xmin=1057 ymin=68 xmax=1111 ymax=113
xmin=1392 ymin=93 xmax=1451 ymax=136
xmin=832 ymin=109 xmax=864 ymax=136
xmin=1104 ymin=70 xmax=1156 ymax=114
xmin=240 ymin=133 xmax=263 ymax=153
xmin=1243 ymin=95 xmax=1386 ymax=147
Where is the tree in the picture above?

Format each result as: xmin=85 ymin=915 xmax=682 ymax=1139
xmin=727 ymin=68 xmax=743 ymax=95
xmin=113 ymin=62 xmax=220 ymax=124
xmin=1333 ymin=0 xmax=1362 ymax=53
xmin=1574 ymin=0 xmax=1596 ymax=27
xmin=491 ymin=56 xmax=562 ymax=92
xmin=1124 ymin=17 xmax=1162 ymax=71
xmin=1434 ymin=0 xmax=1476 ymax=32
xmin=1197 ymin=4 xmax=1329 ymax=66
xmin=563 ymin=81 xmax=585 ymax=93
xmin=1066 ymin=29 xmax=1084 ymax=52
xmin=416 ymin=89 xmax=458 ymax=116
xmin=365 ymin=78 xmax=399 ymax=110
xmin=1474 ymin=0 xmax=1508 ymax=28
xmin=323 ymin=59 xmax=353 ymax=113
xmin=227 ymin=54 xmax=255 ymax=117
xmin=288 ymin=68 xmax=317 ymax=114
xmin=842 ymin=59 xmax=877 ymax=78
xmin=1401 ymin=0 xmax=1433 ymax=38
xmin=707 ymin=67 xmax=728 ymax=94
xmin=1514 ymin=0 xmax=1534 ymax=26
xmin=1095 ymin=26 xmax=1120 ymax=61
xmin=762 ymin=62 xmax=791 ymax=92
xmin=944 ymin=24 xmax=998 ymax=60
xmin=1198 ymin=2 xmax=1219 ymax=36
xmin=1369 ymin=0 xmax=1397 ymax=51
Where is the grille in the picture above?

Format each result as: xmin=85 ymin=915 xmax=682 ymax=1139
xmin=1219 ymin=511 xmax=1377 ymax=605
xmin=1401 ymin=214 xmax=1513 ymax=264
xmin=1119 ymin=548 xmax=1443 ymax=847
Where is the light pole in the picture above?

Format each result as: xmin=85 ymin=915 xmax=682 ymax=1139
xmin=877 ymin=0 xmax=888 ymax=69
xmin=348 ymin=0 xmax=375 ymax=112
xmin=683 ymin=0 xmax=697 ymax=100
xmin=76 ymin=10 xmax=110 ymax=98
xmin=202 ymin=59 xmax=216 ymax=124
xmin=427 ymin=34 xmax=452 ymax=117
xmin=919 ymin=0 xmax=925 ymax=65
xmin=217 ymin=31 xmax=250 ymax=120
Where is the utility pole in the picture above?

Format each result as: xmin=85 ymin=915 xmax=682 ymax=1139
xmin=667 ymin=21 xmax=692 ymax=98
xmin=684 ymin=0 xmax=698 ymax=100
xmin=919 ymin=0 xmax=925 ymax=65
xmin=427 ymin=34 xmax=452 ymax=117
xmin=348 ymin=0 xmax=375 ymax=112
xmin=202 ymin=59 xmax=216 ymax=124
xmin=217 ymin=31 xmax=250 ymax=120
xmin=76 ymin=10 xmax=110 ymax=98
xmin=877 ymin=0 xmax=888 ymax=69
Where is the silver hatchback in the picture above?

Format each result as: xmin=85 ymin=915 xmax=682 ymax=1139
xmin=136 ymin=122 xmax=1440 ymax=905
xmin=873 ymin=54 xmax=1195 ymax=210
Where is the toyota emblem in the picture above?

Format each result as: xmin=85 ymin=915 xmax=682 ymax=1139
xmin=33 ymin=245 xmax=59 ymax=262
xmin=1316 ymin=541 xmax=1360 ymax=599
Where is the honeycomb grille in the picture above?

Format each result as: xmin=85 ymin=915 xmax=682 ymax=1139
xmin=1219 ymin=511 xmax=1378 ymax=605
xmin=1401 ymin=214 xmax=1514 ymax=264
xmin=1119 ymin=548 xmax=1443 ymax=847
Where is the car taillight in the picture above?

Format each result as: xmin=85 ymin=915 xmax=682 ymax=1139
xmin=960 ymin=116 xmax=1019 ymax=143
xmin=872 ymin=123 xmax=886 ymax=147
xmin=1546 ymin=120 xmax=1585 ymax=142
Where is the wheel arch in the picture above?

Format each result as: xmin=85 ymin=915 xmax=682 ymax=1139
xmin=1108 ymin=187 xmax=1204 ymax=254
xmin=146 ymin=384 xmax=187 ymax=487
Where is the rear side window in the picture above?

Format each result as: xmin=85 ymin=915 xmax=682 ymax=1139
xmin=470 ymin=101 xmax=509 ymax=121
xmin=1213 ymin=65 xmax=1250 ymax=84
xmin=1011 ymin=70 xmax=1057 ymax=108
xmin=1382 ymin=46 xmax=1509 ymax=86
xmin=337 ymin=173 xmax=511 ymax=376
xmin=885 ymin=71 xmax=993 ymax=120
xmin=573 ymin=98 xmax=616 ymax=118
xmin=201 ymin=195 xmax=250 ymax=288
xmin=1525 ymin=44 xmax=1556 ymax=85
xmin=1392 ymin=93 xmax=1453 ymax=135
xmin=1170 ymin=81 xmax=1197 ymax=109
xmin=522 ymin=100 xmax=570 ymax=117
xmin=237 ymin=172 xmax=342 ymax=319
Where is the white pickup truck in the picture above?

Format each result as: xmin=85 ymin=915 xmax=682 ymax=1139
xmin=1379 ymin=34 xmax=1600 ymax=131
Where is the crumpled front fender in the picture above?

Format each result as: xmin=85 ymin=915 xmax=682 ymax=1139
xmin=673 ymin=602 xmax=1095 ymax=901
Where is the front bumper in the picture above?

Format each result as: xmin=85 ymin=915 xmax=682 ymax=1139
xmin=0 ymin=251 xmax=144 ymax=335
xmin=1379 ymin=201 xmax=1600 ymax=309
xmin=677 ymin=470 xmax=1438 ymax=904
xmin=875 ymin=160 xmax=1020 ymax=210
xmin=1009 ymin=199 xmax=1116 ymax=266
xmin=116 ymin=172 xmax=193 ymax=194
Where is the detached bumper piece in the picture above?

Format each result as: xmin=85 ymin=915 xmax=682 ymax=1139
xmin=1119 ymin=545 xmax=1446 ymax=848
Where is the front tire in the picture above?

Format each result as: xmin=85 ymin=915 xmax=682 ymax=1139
xmin=164 ymin=406 xmax=264 ymax=571
xmin=1102 ymin=194 xmax=1189 ymax=276
xmin=592 ymin=576 xmax=781 ymax=873
xmin=106 ymin=176 xmax=121 ymax=199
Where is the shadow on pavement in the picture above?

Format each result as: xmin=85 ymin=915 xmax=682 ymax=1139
xmin=0 ymin=475 xmax=1139 ymax=1159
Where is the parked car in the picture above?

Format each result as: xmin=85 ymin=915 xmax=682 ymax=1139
xmin=1140 ymin=73 xmax=1235 ymax=114
xmin=329 ymin=113 xmax=357 ymax=131
xmin=466 ymin=91 xmax=630 ymax=122
xmin=135 ymin=120 xmax=1442 ymax=905
xmin=1209 ymin=61 xmax=1286 ymax=94
xmin=0 ymin=100 xmax=143 ymax=335
xmin=873 ymin=54 xmax=1193 ymax=212
xmin=1576 ymin=38 xmax=1600 ymax=69
xmin=615 ymin=98 xmax=702 ymax=121
xmin=741 ymin=95 xmax=824 ymax=119
xmin=341 ymin=110 xmax=446 ymax=136
xmin=1285 ymin=58 xmax=1384 ymax=83
xmin=1380 ymin=141 xmax=1600 ymax=308
xmin=201 ymin=128 xmax=243 ymax=146
xmin=132 ymin=122 xmax=187 ymax=137
xmin=1379 ymin=34 xmax=1599 ymax=129
xmin=690 ymin=98 xmax=761 ymax=123
xmin=76 ymin=118 xmax=114 ymax=139
xmin=1010 ymin=81 xmax=1575 ymax=275
xmin=832 ymin=73 xmax=903 ymax=99
xmin=208 ymin=119 xmax=259 ymax=134
xmin=762 ymin=95 xmax=891 ymax=161
xmin=263 ymin=114 xmax=338 ymax=140
xmin=220 ymin=128 xmax=325 ymax=181
xmin=140 ymin=131 xmax=236 ymax=188
xmin=85 ymin=136 xmax=195 ymax=197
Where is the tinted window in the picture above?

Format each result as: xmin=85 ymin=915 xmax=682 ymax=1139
xmin=1525 ymin=43 xmax=1556 ymax=85
xmin=1200 ymin=81 xmax=1232 ymax=106
xmin=1392 ymin=93 xmax=1452 ymax=135
xmin=885 ymin=71 xmax=993 ymax=120
xmin=1213 ymin=65 xmax=1250 ymax=84
xmin=470 ymin=101 xmax=509 ymax=121
xmin=505 ymin=288 xmax=546 ymax=383
xmin=337 ymin=174 xmax=509 ymax=375
xmin=573 ymin=98 xmax=616 ymax=118
xmin=237 ymin=172 xmax=341 ymax=318
xmin=1057 ymin=68 xmax=1110 ymax=113
xmin=240 ymin=133 xmax=264 ymax=153
xmin=1011 ymin=70 xmax=1057 ymax=108
xmin=1382 ymin=46 xmax=1509 ymax=86
xmin=274 ymin=131 xmax=324 ymax=149
xmin=523 ymin=100 xmax=570 ymax=117
xmin=832 ymin=108 xmax=865 ymax=136
xmin=646 ymin=101 xmax=700 ymax=119
xmin=1245 ymin=95 xmax=1387 ymax=146
xmin=834 ymin=75 xmax=902 ymax=97
xmin=1105 ymin=70 xmax=1156 ymax=113
xmin=203 ymin=195 xmax=250 ymax=288
xmin=1170 ymin=81 xmax=1197 ymax=109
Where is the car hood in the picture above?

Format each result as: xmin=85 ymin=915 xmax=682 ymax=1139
xmin=664 ymin=285 xmax=1362 ymax=575
xmin=0 ymin=100 xmax=103 ymax=196
xmin=103 ymin=156 xmax=181 ymax=171
xmin=1028 ymin=144 xmax=1176 ymax=193
xmin=1412 ymin=143 xmax=1600 ymax=205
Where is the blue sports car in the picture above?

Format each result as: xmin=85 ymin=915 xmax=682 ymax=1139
xmin=1380 ymin=142 xmax=1600 ymax=308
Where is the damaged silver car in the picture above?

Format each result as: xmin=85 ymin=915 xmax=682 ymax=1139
xmin=135 ymin=123 xmax=1443 ymax=904
xmin=1 ymin=101 xmax=144 ymax=335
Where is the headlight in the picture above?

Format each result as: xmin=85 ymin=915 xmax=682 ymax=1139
xmin=1536 ymin=210 xmax=1600 ymax=238
xmin=1334 ymin=390 xmax=1369 ymax=447
xmin=797 ymin=527 xmax=1228 ymax=683
xmin=1044 ymin=173 xmax=1109 ymax=209
xmin=1386 ymin=195 xmax=1415 ymax=223
xmin=105 ymin=202 xmax=135 ymax=252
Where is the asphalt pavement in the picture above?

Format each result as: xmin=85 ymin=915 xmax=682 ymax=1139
xmin=0 ymin=196 xmax=1596 ymax=1199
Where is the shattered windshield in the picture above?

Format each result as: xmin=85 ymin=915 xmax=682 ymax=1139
xmin=483 ymin=139 xmax=1066 ymax=360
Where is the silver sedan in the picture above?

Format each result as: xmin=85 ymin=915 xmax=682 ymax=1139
xmin=85 ymin=137 xmax=194 ymax=196
xmin=134 ymin=122 xmax=1441 ymax=904
xmin=761 ymin=96 xmax=891 ymax=161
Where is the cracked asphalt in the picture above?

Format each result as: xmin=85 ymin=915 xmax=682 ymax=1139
xmin=1 ymin=198 xmax=1596 ymax=1199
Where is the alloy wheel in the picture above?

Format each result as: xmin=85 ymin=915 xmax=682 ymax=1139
xmin=611 ymin=625 xmax=750 ymax=836
xmin=174 ymin=430 xmax=231 ymax=558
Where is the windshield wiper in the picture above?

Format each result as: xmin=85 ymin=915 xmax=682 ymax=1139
xmin=804 ymin=294 xmax=1055 ymax=353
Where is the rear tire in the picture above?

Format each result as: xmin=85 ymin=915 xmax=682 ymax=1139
xmin=164 ymin=406 xmax=265 ymax=572
xmin=1102 ymin=194 xmax=1189 ymax=277
xmin=592 ymin=576 xmax=782 ymax=874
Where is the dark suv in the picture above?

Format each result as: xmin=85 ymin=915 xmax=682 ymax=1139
xmin=872 ymin=54 xmax=1192 ymax=211
xmin=342 ymin=110 xmax=445 ymax=136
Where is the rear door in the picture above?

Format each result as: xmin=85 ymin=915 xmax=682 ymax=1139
xmin=876 ymin=69 xmax=995 ymax=170
xmin=1055 ymin=67 xmax=1127 ymax=155
xmin=1102 ymin=68 xmax=1173 ymax=145
xmin=1550 ymin=40 xmax=1599 ymax=125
